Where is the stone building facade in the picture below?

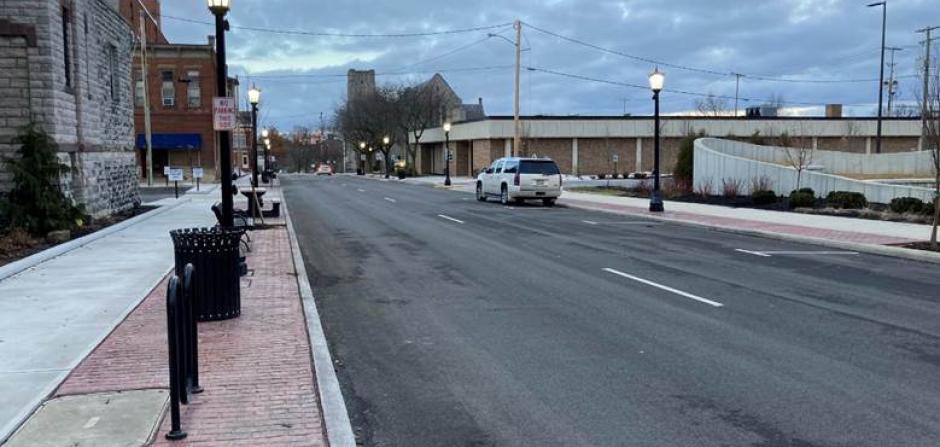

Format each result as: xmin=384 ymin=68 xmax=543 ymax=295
xmin=1 ymin=0 xmax=139 ymax=217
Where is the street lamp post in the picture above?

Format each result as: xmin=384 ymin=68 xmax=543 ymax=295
xmin=382 ymin=136 xmax=391 ymax=179
xmin=648 ymin=68 xmax=665 ymax=213
xmin=208 ymin=0 xmax=233 ymax=226
xmin=248 ymin=85 xmax=260 ymax=188
xmin=868 ymin=1 xmax=887 ymax=154
xmin=443 ymin=122 xmax=452 ymax=186
xmin=358 ymin=142 xmax=366 ymax=175
xmin=261 ymin=128 xmax=270 ymax=174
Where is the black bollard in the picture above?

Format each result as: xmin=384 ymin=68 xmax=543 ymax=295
xmin=182 ymin=263 xmax=202 ymax=394
xmin=165 ymin=276 xmax=187 ymax=440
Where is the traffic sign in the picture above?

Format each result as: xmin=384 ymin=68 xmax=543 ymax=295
xmin=213 ymin=97 xmax=237 ymax=130
xmin=168 ymin=168 xmax=184 ymax=182
xmin=192 ymin=167 xmax=204 ymax=179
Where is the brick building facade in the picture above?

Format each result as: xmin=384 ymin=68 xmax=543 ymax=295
xmin=0 ymin=0 xmax=139 ymax=217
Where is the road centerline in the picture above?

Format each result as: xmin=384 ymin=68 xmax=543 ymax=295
xmin=603 ymin=267 xmax=724 ymax=308
xmin=384 ymin=197 xmax=397 ymax=203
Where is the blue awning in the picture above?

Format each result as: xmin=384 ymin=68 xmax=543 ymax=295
xmin=136 ymin=133 xmax=202 ymax=151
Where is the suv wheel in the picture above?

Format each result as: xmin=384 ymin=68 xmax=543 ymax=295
xmin=543 ymin=198 xmax=556 ymax=207
xmin=500 ymin=185 xmax=509 ymax=205
xmin=476 ymin=183 xmax=486 ymax=202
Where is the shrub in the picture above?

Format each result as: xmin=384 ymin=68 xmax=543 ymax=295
xmin=1 ymin=124 xmax=85 ymax=236
xmin=673 ymin=130 xmax=704 ymax=186
xmin=632 ymin=172 xmax=648 ymax=179
xmin=751 ymin=190 xmax=778 ymax=205
xmin=721 ymin=178 xmax=743 ymax=199
xmin=597 ymin=173 xmax=607 ymax=180
xmin=631 ymin=181 xmax=652 ymax=197
xmin=750 ymin=176 xmax=773 ymax=193
xmin=923 ymin=201 xmax=935 ymax=217
xmin=797 ymin=187 xmax=815 ymax=196
xmin=826 ymin=191 xmax=868 ymax=209
xmin=889 ymin=197 xmax=925 ymax=214
xmin=695 ymin=178 xmax=715 ymax=197
xmin=748 ymin=130 xmax=766 ymax=146
xmin=789 ymin=190 xmax=815 ymax=208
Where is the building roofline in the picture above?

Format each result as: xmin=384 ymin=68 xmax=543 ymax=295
xmin=466 ymin=115 xmax=922 ymax=123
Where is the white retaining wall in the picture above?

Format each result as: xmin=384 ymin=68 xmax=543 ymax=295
xmin=694 ymin=138 xmax=935 ymax=204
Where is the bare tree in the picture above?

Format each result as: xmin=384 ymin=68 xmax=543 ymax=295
xmin=765 ymin=93 xmax=786 ymax=111
xmin=695 ymin=94 xmax=730 ymax=117
xmin=779 ymin=126 xmax=815 ymax=191
xmin=394 ymin=81 xmax=448 ymax=175
xmin=923 ymin=78 xmax=940 ymax=246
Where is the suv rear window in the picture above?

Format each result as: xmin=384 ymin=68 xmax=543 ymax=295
xmin=520 ymin=160 xmax=560 ymax=175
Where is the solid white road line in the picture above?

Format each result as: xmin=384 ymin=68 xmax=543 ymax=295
xmin=437 ymin=214 xmax=465 ymax=224
xmin=736 ymin=249 xmax=859 ymax=257
xmin=735 ymin=249 xmax=772 ymax=257
xmin=357 ymin=188 xmax=366 ymax=192
xmin=582 ymin=220 xmax=599 ymax=225
xmin=603 ymin=268 xmax=724 ymax=308
xmin=384 ymin=197 xmax=397 ymax=203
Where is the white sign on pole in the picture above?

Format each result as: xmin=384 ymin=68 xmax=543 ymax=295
xmin=168 ymin=168 xmax=184 ymax=182
xmin=213 ymin=97 xmax=237 ymax=131
xmin=163 ymin=166 xmax=171 ymax=176
xmin=192 ymin=167 xmax=204 ymax=179
xmin=612 ymin=154 xmax=620 ymax=163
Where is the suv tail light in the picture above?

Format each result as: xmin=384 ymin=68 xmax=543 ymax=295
xmin=514 ymin=172 xmax=520 ymax=186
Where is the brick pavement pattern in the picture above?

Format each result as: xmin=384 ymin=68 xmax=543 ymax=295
xmin=56 ymin=227 xmax=327 ymax=446
xmin=561 ymin=198 xmax=918 ymax=246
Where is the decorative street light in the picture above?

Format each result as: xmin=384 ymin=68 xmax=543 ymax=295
xmin=868 ymin=1 xmax=887 ymax=154
xmin=260 ymin=128 xmax=270 ymax=173
xmin=208 ymin=0 xmax=233 ymax=226
xmin=648 ymin=68 xmax=665 ymax=212
xmin=248 ymin=85 xmax=260 ymax=187
xmin=358 ymin=142 xmax=366 ymax=175
xmin=443 ymin=122 xmax=452 ymax=186
xmin=382 ymin=136 xmax=391 ymax=179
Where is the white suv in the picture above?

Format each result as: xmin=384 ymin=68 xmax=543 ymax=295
xmin=476 ymin=157 xmax=562 ymax=206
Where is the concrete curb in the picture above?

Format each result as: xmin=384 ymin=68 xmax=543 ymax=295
xmin=561 ymin=199 xmax=940 ymax=265
xmin=0 ymin=199 xmax=190 ymax=282
xmin=283 ymin=200 xmax=356 ymax=447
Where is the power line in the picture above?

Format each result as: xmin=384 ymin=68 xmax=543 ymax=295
xmin=163 ymin=14 xmax=513 ymax=38
xmin=522 ymin=21 xmax=917 ymax=84
xmin=524 ymin=66 xmax=874 ymax=107
xmin=250 ymin=65 xmax=513 ymax=80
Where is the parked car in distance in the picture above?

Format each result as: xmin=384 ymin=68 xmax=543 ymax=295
xmin=316 ymin=164 xmax=334 ymax=176
xmin=476 ymin=157 xmax=562 ymax=206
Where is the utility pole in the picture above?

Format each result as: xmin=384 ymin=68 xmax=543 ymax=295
xmin=732 ymin=72 xmax=743 ymax=117
xmin=867 ymin=1 xmax=887 ymax=154
xmin=916 ymin=26 xmax=939 ymax=150
xmin=885 ymin=46 xmax=903 ymax=116
xmin=138 ymin=10 xmax=154 ymax=186
xmin=513 ymin=19 xmax=522 ymax=157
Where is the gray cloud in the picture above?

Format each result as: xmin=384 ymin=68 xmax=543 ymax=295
xmin=162 ymin=0 xmax=938 ymax=129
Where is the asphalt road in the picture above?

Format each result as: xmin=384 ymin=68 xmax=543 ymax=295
xmin=282 ymin=174 xmax=940 ymax=447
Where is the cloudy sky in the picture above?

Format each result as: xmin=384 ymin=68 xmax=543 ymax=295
xmin=160 ymin=0 xmax=938 ymax=130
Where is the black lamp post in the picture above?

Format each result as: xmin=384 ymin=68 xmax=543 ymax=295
xmin=208 ymin=0 xmax=233 ymax=226
xmin=248 ymin=85 xmax=260 ymax=188
xmin=868 ymin=1 xmax=887 ymax=154
xmin=261 ymin=128 xmax=270 ymax=174
xmin=383 ymin=136 xmax=391 ymax=179
xmin=358 ymin=142 xmax=366 ymax=175
xmin=443 ymin=122 xmax=452 ymax=186
xmin=648 ymin=68 xmax=665 ymax=213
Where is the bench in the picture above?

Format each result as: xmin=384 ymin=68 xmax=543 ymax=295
xmin=262 ymin=199 xmax=281 ymax=218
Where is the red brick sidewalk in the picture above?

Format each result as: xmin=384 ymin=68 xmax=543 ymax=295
xmin=56 ymin=227 xmax=327 ymax=446
xmin=561 ymin=198 xmax=918 ymax=246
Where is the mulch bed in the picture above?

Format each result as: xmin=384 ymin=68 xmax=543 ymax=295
xmin=0 ymin=205 xmax=156 ymax=267
xmin=899 ymin=241 xmax=940 ymax=253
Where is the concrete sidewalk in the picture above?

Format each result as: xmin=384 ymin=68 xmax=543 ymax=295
xmin=0 ymin=191 xmax=217 ymax=442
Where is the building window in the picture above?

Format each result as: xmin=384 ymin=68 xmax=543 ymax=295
xmin=161 ymin=70 xmax=175 ymax=107
xmin=108 ymin=45 xmax=118 ymax=101
xmin=62 ymin=7 xmax=72 ymax=88
xmin=135 ymin=79 xmax=144 ymax=107
xmin=233 ymin=131 xmax=247 ymax=149
xmin=186 ymin=70 xmax=201 ymax=108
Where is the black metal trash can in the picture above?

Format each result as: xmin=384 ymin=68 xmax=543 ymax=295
xmin=170 ymin=228 xmax=244 ymax=321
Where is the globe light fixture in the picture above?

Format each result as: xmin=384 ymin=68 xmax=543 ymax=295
xmin=207 ymin=0 xmax=230 ymax=13
xmin=443 ymin=122 xmax=452 ymax=132
xmin=648 ymin=67 xmax=665 ymax=93
xmin=261 ymin=128 xmax=269 ymax=138
xmin=648 ymin=68 xmax=665 ymax=212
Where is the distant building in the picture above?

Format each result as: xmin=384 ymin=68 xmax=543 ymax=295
xmin=120 ymin=0 xmax=242 ymax=182
xmin=0 ymin=0 xmax=140 ymax=217
xmin=347 ymin=69 xmax=375 ymax=102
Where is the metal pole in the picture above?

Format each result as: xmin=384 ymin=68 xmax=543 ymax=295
xmin=165 ymin=276 xmax=187 ymax=440
xmin=649 ymin=91 xmax=664 ymax=212
xmin=251 ymin=103 xmax=259 ymax=187
xmin=139 ymin=10 xmax=154 ymax=187
xmin=444 ymin=131 xmax=452 ymax=186
xmin=876 ymin=2 xmax=886 ymax=154
xmin=214 ymin=10 xmax=234 ymax=227
xmin=885 ymin=47 xmax=902 ymax=116
xmin=733 ymin=73 xmax=742 ymax=117
xmin=917 ymin=26 xmax=938 ymax=150
xmin=513 ymin=20 xmax=522 ymax=157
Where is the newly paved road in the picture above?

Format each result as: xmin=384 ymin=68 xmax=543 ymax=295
xmin=283 ymin=174 xmax=940 ymax=447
